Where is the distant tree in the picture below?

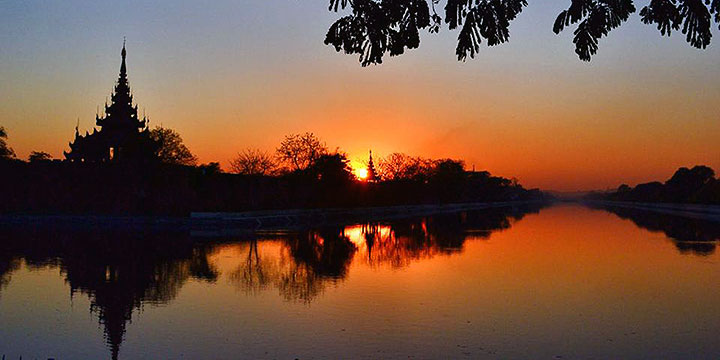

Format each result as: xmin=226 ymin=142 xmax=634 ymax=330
xmin=627 ymin=181 xmax=665 ymax=201
xmin=430 ymin=159 xmax=466 ymax=184
xmin=663 ymin=165 xmax=716 ymax=201
xmin=149 ymin=126 xmax=198 ymax=166
xmin=230 ymin=148 xmax=277 ymax=176
xmin=378 ymin=152 xmax=413 ymax=180
xmin=617 ymin=184 xmax=632 ymax=193
xmin=378 ymin=152 xmax=435 ymax=181
xmin=0 ymin=126 xmax=16 ymax=159
xmin=276 ymin=132 xmax=328 ymax=171
xmin=325 ymin=0 xmax=720 ymax=65
xmin=28 ymin=151 xmax=52 ymax=162
xmin=691 ymin=177 xmax=720 ymax=204
xmin=593 ymin=165 xmax=719 ymax=204
xmin=666 ymin=165 xmax=715 ymax=188
xmin=308 ymin=152 xmax=355 ymax=187
xmin=426 ymin=158 xmax=466 ymax=201
xmin=199 ymin=162 xmax=222 ymax=175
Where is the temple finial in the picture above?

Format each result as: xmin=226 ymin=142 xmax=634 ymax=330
xmin=366 ymin=149 xmax=377 ymax=182
xmin=120 ymin=39 xmax=127 ymax=79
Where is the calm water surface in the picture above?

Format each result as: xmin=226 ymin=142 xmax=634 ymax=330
xmin=1 ymin=203 xmax=719 ymax=359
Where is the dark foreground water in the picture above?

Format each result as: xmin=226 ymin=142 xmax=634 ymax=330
xmin=1 ymin=203 xmax=719 ymax=359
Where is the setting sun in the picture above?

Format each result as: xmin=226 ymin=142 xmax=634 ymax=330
xmin=355 ymin=167 xmax=368 ymax=180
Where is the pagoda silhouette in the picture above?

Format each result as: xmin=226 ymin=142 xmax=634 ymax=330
xmin=64 ymin=42 xmax=157 ymax=162
xmin=366 ymin=150 xmax=378 ymax=182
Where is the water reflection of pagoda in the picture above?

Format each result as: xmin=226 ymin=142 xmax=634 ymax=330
xmin=0 ymin=229 xmax=218 ymax=360
xmin=64 ymin=42 xmax=156 ymax=162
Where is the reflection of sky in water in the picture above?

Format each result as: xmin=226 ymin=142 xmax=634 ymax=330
xmin=1 ymin=204 xmax=719 ymax=359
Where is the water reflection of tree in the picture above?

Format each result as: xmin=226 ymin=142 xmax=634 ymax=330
xmin=0 ymin=228 xmax=219 ymax=360
xmin=598 ymin=206 xmax=720 ymax=256
xmin=0 ymin=255 xmax=20 ymax=296
xmin=230 ymin=240 xmax=275 ymax=294
xmin=230 ymin=227 xmax=357 ymax=303
xmin=0 ymin=204 xmax=545 ymax=357
xmin=362 ymin=205 xmax=541 ymax=268
xmin=228 ymin=205 xmax=544 ymax=300
xmin=229 ymin=240 xmax=323 ymax=302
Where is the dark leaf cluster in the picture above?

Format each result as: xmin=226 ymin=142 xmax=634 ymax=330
xmin=640 ymin=0 xmax=718 ymax=48
xmin=149 ymin=126 xmax=198 ymax=166
xmin=325 ymin=0 xmax=436 ymax=66
xmin=447 ymin=0 xmax=527 ymax=60
xmin=553 ymin=0 xmax=636 ymax=61
xmin=325 ymin=0 xmax=720 ymax=65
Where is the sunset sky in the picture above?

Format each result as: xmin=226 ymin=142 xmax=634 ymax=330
xmin=1 ymin=0 xmax=718 ymax=191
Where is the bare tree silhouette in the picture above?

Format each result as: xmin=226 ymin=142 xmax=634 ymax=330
xmin=230 ymin=148 xmax=277 ymax=175
xmin=377 ymin=152 xmax=435 ymax=181
xmin=276 ymin=132 xmax=328 ymax=172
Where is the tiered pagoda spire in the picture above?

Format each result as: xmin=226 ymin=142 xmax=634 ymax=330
xmin=65 ymin=42 xmax=156 ymax=162
xmin=97 ymin=41 xmax=146 ymax=136
xmin=366 ymin=150 xmax=378 ymax=182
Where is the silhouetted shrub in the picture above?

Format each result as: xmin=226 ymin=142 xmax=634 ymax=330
xmin=589 ymin=165 xmax=719 ymax=204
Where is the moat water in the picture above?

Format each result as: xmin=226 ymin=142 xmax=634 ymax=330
xmin=1 ymin=203 xmax=719 ymax=359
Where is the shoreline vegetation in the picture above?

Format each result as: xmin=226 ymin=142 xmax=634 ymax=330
xmin=3 ymin=121 xmax=717 ymax=219
xmin=0 ymin=128 xmax=549 ymax=216
xmin=585 ymin=165 xmax=720 ymax=205
xmin=0 ymin=158 xmax=548 ymax=216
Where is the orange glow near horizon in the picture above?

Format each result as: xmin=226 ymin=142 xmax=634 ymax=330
xmin=343 ymin=224 xmax=394 ymax=249
xmin=5 ymin=66 xmax=717 ymax=192
xmin=1 ymin=2 xmax=718 ymax=192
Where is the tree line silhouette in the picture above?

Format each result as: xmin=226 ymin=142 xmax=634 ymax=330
xmin=586 ymin=165 xmax=720 ymax=204
xmin=0 ymin=126 xmax=546 ymax=215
